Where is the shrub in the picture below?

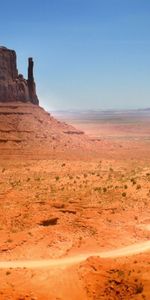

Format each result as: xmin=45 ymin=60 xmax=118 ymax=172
xmin=122 ymin=192 xmax=126 ymax=197
xmin=84 ymin=173 xmax=88 ymax=178
xmin=135 ymin=283 xmax=144 ymax=294
xmin=131 ymin=178 xmax=136 ymax=185
xmin=94 ymin=187 xmax=101 ymax=192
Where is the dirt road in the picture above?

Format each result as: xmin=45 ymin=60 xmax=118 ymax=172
xmin=0 ymin=240 xmax=150 ymax=269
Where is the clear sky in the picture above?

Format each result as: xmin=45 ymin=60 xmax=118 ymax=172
xmin=0 ymin=0 xmax=150 ymax=110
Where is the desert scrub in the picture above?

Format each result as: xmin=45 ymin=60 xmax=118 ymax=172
xmin=61 ymin=163 xmax=66 ymax=167
xmin=91 ymin=172 xmax=95 ymax=175
xmin=83 ymin=173 xmax=88 ymax=178
xmin=94 ymin=187 xmax=101 ymax=192
xmin=6 ymin=239 xmax=13 ymax=243
xmin=131 ymin=178 xmax=136 ymax=185
xmin=10 ymin=180 xmax=21 ymax=187
xmin=35 ymin=177 xmax=40 ymax=181
xmin=122 ymin=192 xmax=126 ymax=197
xmin=135 ymin=283 xmax=144 ymax=294
xmin=146 ymin=172 xmax=150 ymax=176
xmin=136 ymin=184 xmax=141 ymax=190
xmin=6 ymin=271 xmax=11 ymax=275
xmin=55 ymin=176 xmax=60 ymax=181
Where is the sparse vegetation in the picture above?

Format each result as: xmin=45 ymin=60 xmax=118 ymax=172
xmin=122 ymin=192 xmax=126 ymax=197
xmin=136 ymin=184 xmax=141 ymax=190
xmin=135 ymin=283 xmax=144 ymax=294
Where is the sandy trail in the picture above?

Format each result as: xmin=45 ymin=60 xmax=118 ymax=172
xmin=0 ymin=240 xmax=150 ymax=269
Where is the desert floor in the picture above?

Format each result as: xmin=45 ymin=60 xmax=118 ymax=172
xmin=0 ymin=110 xmax=150 ymax=299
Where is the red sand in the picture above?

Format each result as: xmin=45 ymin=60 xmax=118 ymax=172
xmin=0 ymin=106 xmax=150 ymax=299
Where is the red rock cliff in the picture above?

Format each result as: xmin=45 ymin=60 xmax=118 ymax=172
xmin=0 ymin=46 xmax=39 ymax=105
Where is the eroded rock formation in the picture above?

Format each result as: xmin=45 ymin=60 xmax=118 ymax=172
xmin=0 ymin=46 xmax=39 ymax=104
xmin=0 ymin=47 xmax=97 ymax=159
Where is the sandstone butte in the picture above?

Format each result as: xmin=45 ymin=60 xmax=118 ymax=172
xmin=0 ymin=46 xmax=97 ymax=159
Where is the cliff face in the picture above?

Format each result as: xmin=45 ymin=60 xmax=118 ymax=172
xmin=0 ymin=46 xmax=39 ymax=105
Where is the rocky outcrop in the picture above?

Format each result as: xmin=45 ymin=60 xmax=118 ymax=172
xmin=0 ymin=46 xmax=39 ymax=104
xmin=0 ymin=102 xmax=97 ymax=159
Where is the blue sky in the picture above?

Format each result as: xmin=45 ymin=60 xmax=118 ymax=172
xmin=0 ymin=0 xmax=150 ymax=110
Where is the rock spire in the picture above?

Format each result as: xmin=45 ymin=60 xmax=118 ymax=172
xmin=0 ymin=46 xmax=39 ymax=104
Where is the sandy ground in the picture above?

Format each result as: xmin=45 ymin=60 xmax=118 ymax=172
xmin=0 ymin=236 xmax=150 ymax=269
xmin=0 ymin=109 xmax=150 ymax=299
